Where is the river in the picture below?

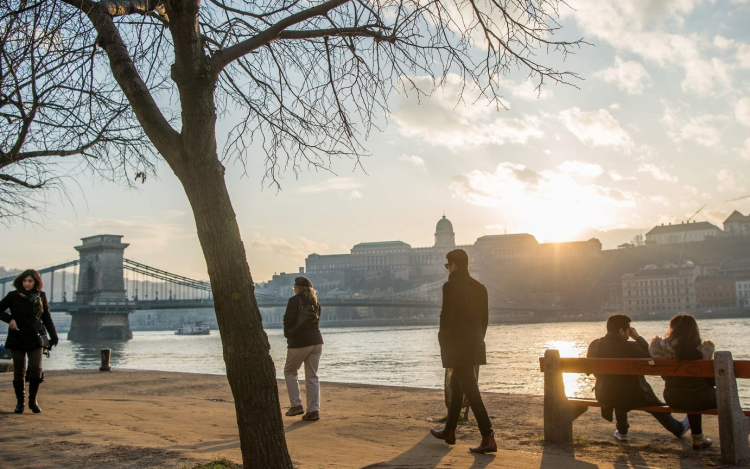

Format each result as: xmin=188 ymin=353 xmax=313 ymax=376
xmin=37 ymin=317 xmax=750 ymax=403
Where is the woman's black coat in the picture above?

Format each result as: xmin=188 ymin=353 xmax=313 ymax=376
xmin=587 ymin=332 xmax=662 ymax=409
xmin=438 ymin=269 xmax=489 ymax=369
xmin=649 ymin=337 xmax=717 ymax=411
xmin=283 ymin=293 xmax=323 ymax=349
xmin=0 ymin=290 xmax=58 ymax=351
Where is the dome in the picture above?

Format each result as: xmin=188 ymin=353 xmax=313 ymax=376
xmin=436 ymin=215 xmax=454 ymax=233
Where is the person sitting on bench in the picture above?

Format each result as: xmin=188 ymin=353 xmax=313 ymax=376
xmin=587 ymin=314 xmax=689 ymax=441
xmin=649 ymin=314 xmax=715 ymax=450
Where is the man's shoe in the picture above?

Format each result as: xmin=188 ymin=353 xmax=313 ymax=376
xmin=430 ymin=427 xmax=456 ymax=445
xmin=302 ymin=411 xmax=319 ymax=421
xmin=285 ymin=405 xmax=304 ymax=417
xmin=676 ymin=416 xmax=690 ymax=438
xmin=469 ymin=433 xmax=497 ymax=454
xmin=692 ymin=433 xmax=712 ymax=450
xmin=614 ymin=430 xmax=629 ymax=441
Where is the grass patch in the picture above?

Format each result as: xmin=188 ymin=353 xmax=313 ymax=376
xmin=184 ymin=458 xmax=242 ymax=469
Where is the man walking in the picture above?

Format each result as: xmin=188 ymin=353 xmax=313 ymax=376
xmin=430 ymin=249 xmax=496 ymax=453
xmin=587 ymin=314 xmax=689 ymax=441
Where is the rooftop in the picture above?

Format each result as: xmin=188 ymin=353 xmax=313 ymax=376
xmin=646 ymin=221 xmax=721 ymax=236
xmin=724 ymin=210 xmax=750 ymax=223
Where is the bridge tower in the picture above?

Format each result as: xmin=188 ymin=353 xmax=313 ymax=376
xmin=67 ymin=235 xmax=133 ymax=341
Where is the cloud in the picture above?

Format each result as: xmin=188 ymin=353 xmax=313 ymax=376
xmin=718 ymin=169 xmax=746 ymax=193
xmin=558 ymin=107 xmax=634 ymax=149
xmin=450 ymin=162 xmax=638 ymax=240
xmin=297 ymin=177 xmax=361 ymax=193
xmin=742 ymin=138 xmax=750 ymax=160
xmin=82 ymin=218 xmax=185 ymax=254
xmin=638 ymin=163 xmax=679 ymax=183
xmin=736 ymin=97 xmax=750 ymax=126
xmin=558 ymin=160 xmax=604 ymax=178
xmin=58 ymin=220 xmax=73 ymax=228
xmin=393 ymin=74 xmax=543 ymax=148
xmin=609 ymin=103 xmax=621 ymax=110
xmin=496 ymin=77 xmax=553 ymax=100
xmin=661 ymin=102 xmax=727 ymax=147
xmin=565 ymin=0 xmax=736 ymax=95
xmin=594 ymin=56 xmax=651 ymax=94
xmin=400 ymin=154 xmax=427 ymax=170
xmin=350 ymin=190 xmax=362 ymax=199
xmin=248 ymin=234 xmax=330 ymax=260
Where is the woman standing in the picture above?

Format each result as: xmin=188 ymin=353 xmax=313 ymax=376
xmin=649 ymin=314 xmax=715 ymax=450
xmin=0 ymin=269 xmax=58 ymax=414
xmin=282 ymin=277 xmax=323 ymax=421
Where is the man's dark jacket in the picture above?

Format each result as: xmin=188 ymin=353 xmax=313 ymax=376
xmin=587 ymin=332 xmax=662 ymax=410
xmin=0 ymin=290 xmax=58 ymax=351
xmin=438 ymin=269 xmax=488 ymax=368
xmin=283 ymin=293 xmax=323 ymax=349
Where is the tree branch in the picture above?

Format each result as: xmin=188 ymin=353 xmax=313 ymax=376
xmin=60 ymin=0 xmax=180 ymax=157
xmin=0 ymin=173 xmax=45 ymax=189
xmin=277 ymin=25 xmax=395 ymax=42
xmin=211 ymin=0 xmax=351 ymax=72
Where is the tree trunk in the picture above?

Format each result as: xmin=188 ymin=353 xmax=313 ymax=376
xmin=175 ymin=154 xmax=294 ymax=468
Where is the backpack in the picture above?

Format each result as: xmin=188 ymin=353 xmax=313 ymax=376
xmin=293 ymin=302 xmax=319 ymax=334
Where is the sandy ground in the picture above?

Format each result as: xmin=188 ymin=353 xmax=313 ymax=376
xmin=0 ymin=370 xmax=732 ymax=468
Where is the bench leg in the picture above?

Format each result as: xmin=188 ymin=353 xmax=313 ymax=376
xmin=715 ymin=351 xmax=750 ymax=465
xmin=544 ymin=349 xmax=578 ymax=444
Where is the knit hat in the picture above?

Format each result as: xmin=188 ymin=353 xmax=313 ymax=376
xmin=294 ymin=276 xmax=313 ymax=288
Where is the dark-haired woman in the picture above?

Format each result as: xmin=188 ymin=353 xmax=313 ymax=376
xmin=0 ymin=269 xmax=58 ymax=414
xmin=282 ymin=276 xmax=323 ymax=421
xmin=650 ymin=314 xmax=715 ymax=450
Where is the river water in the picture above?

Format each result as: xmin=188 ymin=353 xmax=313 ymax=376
xmin=39 ymin=318 xmax=750 ymax=403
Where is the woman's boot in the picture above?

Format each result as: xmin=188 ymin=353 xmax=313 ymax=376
xmin=692 ymin=433 xmax=712 ymax=450
xmin=28 ymin=378 xmax=42 ymax=413
xmin=430 ymin=426 xmax=456 ymax=445
xmin=12 ymin=380 xmax=24 ymax=414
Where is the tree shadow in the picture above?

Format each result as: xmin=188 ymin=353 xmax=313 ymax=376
xmin=540 ymin=443 xmax=600 ymax=469
xmin=360 ymin=433 xmax=452 ymax=469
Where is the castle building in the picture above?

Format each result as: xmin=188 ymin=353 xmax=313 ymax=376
xmin=305 ymin=216 xmax=602 ymax=282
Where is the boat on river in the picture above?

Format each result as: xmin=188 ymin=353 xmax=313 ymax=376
xmin=175 ymin=322 xmax=210 ymax=335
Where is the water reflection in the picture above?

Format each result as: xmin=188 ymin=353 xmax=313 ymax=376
xmin=544 ymin=340 xmax=594 ymax=398
xmin=68 ymin=339 xmax=129 ymax=369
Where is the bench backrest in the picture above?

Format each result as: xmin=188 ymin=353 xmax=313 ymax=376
xmin=538 ymin=355 xmax=750 ymax=379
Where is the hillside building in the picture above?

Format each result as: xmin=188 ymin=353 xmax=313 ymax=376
xmin=724 ymin=211 xmax=750 ymax=237
xmin=621 ymin=263 xmax=704 ymax=315
xmin=645 ymin=221 xmax=722 ymax=245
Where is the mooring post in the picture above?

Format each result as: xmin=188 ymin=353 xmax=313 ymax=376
xmin=99 ymin=348 xmax=112 ymax=372
xmin=544 ymin=349 xmax=574 ymax=444
xmin=714 ymin=351 xmax=750 ymax=465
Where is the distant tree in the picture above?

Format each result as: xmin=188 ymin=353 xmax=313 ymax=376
xmin=631 ymin=233 xmax=645 ymax=247
xmin=0 ymin=1 xmax=153 ymax=224
xmin=15 ymin=1 xmax=584 ymax=466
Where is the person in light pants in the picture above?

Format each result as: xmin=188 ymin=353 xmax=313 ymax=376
xmin=282 ymin=277 xmax=323 ymax=421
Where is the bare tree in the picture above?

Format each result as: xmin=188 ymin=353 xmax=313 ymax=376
xmin=0 ymin=1 xmax=154 ymax=224
xmin=16 ymin=1 xmax=585 ymax=466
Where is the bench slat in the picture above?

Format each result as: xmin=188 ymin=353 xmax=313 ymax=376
xmin=538 ymin=357 xmax=750 ymax=379
xmin=565 ymin=398 xmax=750 ymax=416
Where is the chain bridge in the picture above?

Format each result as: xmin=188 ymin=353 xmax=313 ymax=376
xmin=0 ymin=235 xmax=450 ymax=340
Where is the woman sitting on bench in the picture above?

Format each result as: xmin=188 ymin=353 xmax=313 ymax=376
xmin=650 ymin=314 xmax=716 ymax=450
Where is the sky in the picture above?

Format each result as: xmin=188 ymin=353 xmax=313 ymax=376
xmin=2 ymin=0 xmax=750 ymax=282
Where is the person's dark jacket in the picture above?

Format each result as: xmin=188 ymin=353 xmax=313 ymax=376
xmin=0 ymin=290 xmax=58 ymax=351
xmin=587 ymin=332 xmax=662 ymax=410
xmin=649 ymin=336 xmax=717 ymax=411
xmin=438 ymin=269 xmax=489 ymax=369
xmin=283 ymin=293 xmax=323 ymax=349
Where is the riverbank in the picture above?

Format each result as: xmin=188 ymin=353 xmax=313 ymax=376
xmin=0 ymin=370 xmax=725 ymax=468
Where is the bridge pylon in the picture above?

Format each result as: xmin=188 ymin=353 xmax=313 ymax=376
xmin=68 ymin=235 xmax=133 ymax=341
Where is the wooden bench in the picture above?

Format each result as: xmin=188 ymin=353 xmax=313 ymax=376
xmin=539 ymin=349 xmax=750 ymax=465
